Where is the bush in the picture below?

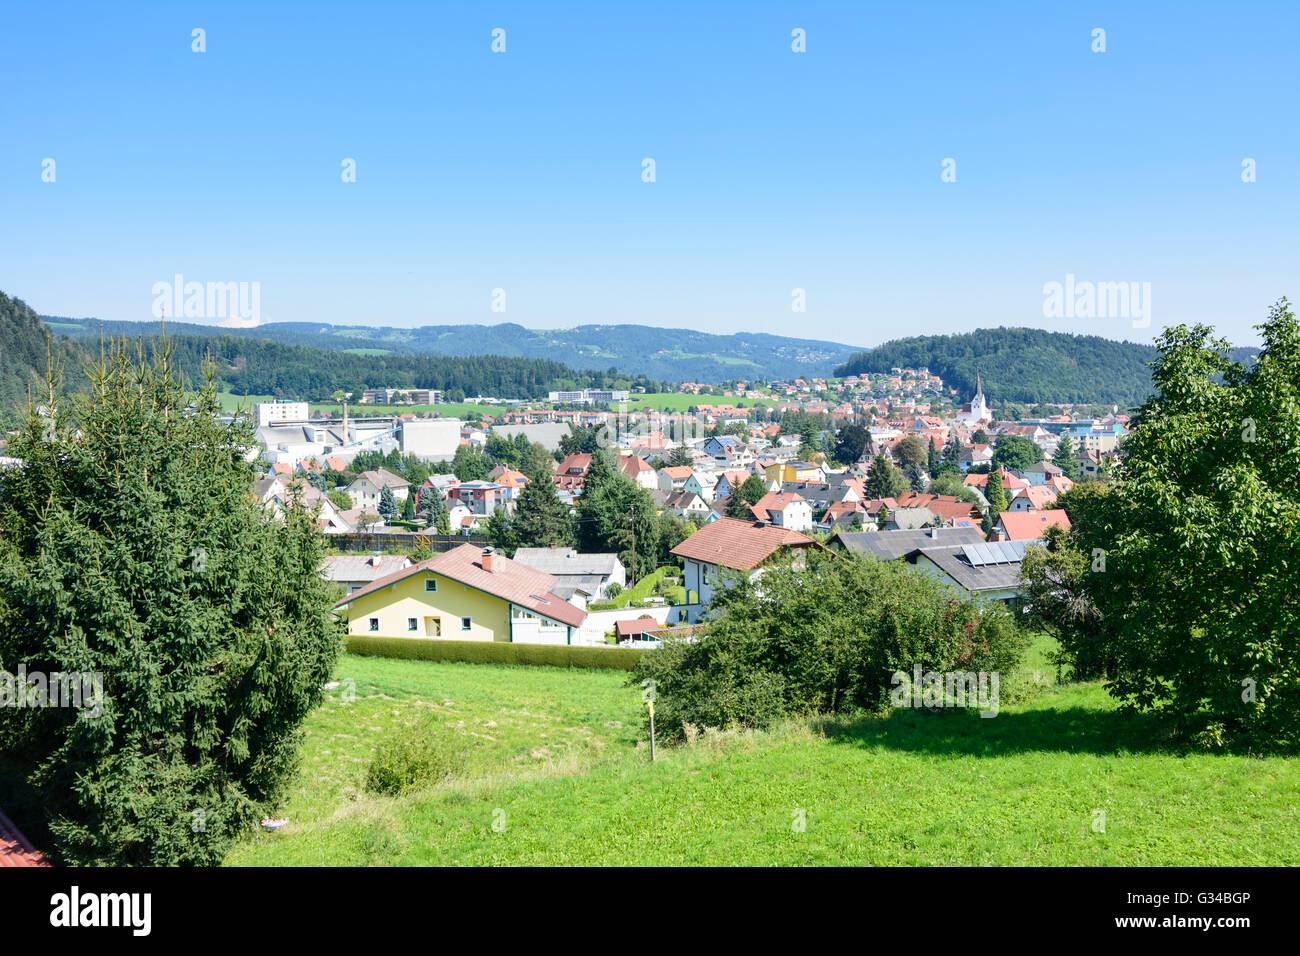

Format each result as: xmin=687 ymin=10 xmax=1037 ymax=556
xmin=633 ymin=551 xmax=1026 ymax=740
xmin=345 ymin=635 xmax=645 ymax=671
xmin=365 ymin=721 xmax=463 ymax=795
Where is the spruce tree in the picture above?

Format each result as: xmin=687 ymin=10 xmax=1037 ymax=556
xmin=378 ymin=485 xmax=398 ymax=521
xmin=1052 ymin=435 xmax=1080 ymax=479
xmin=512 ymin=468 xmax=574 ymax=548
xmin=738 ymin=475 xmax=767 ymax=505
xmin=0 ymin=340 xmax=341 ymax=866
xmin=726 ymin=492 xmax=757 ymax=520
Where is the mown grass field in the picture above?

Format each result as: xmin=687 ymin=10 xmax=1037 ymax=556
xmin=228 ymin=638 xmax=1300 ymax=866
xmin=623 ymin=392 xmax=781 ymax=412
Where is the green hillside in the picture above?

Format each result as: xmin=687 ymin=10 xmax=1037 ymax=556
xmin=0 ymin=291 xmax=90 ymax=416
xmin=47 ymin=317 xmax=864 ymax=384
xmin=835 ymin=327 xmax=1258 ymax=407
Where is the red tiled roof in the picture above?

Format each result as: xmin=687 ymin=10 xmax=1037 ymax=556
xmin=335 ymin=543 xmax=586 ymax=627
xmin=997 ymin=509 xmax=1071 ymax=540
xmin=616 ymin=454 xmax=653 ymax=478
xmin=749 ymin=491 xmax=806 ymax=520
xmin=670 ymin=517 xmax=817 ymax=571
xmin=615 ymin=616 xmax=659 ymax=638
xmin=0 ymin=810 xmax=50 ymax=867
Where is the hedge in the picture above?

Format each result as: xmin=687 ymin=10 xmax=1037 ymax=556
xmin=344 ymin=634 xmax=645 ymax=671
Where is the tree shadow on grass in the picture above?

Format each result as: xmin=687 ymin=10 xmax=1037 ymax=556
xmin=816 ymin=702 xmax=1188 ymax=758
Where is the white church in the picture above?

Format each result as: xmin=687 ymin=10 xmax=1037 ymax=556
xmin=957 ymin=372 xmax=994 ymax=426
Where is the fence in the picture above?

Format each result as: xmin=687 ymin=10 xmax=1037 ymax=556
xmin=325 ymin=531 xmax=490 ymax=553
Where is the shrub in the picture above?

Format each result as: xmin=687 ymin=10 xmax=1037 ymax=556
xmin=344 ymin=635 xmax=644 ymax=671
xmin=633 ymin=551 xmax=1026 ymax=740
xmin=365 ymin=721 xmax=463 ymax=795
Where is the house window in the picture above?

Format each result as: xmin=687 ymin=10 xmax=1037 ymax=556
xmin=368 ymin=618 xmax=379 ymax=632
xmin=425 ymin=578 xmax=437 ymax=592
xmin=407 ymin=617 xmax=418 ymax=631
xmin=461 ymin=616 xmax=472 ymax=631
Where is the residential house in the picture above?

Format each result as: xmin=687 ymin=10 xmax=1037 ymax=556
xmin=665 ymin=490 xmax=711 ymax=521
xmin=616 ymin=454 xmax=659 ymax=490
xmin=670 ymin=517 xmax=821 ymax=623
xmin=829 ymin=525 xmax=987 ymax=560
xmin=448 ymin=480 xmax=506 ymax=515
xmin=321 ymin=554 xmax=413 ymax=595
xmin=904 ymin=538 xmax=1040 ymax=605
xmin=714 ymin=469 xmax=754 ymax=501
xmin=512 ymin=547 xmax=627 ymax=603
xmin=1006 ymin=485 xmax=1059 ymax=511
xmin=554 ymin=454 xmax=592 ymax=496
xmin=994 ymin=509 xmax=1071 ymax=541
xmin=749 ymin=491 xmax=813 ymax=532
xmin=657 ymin=465 xmax=701 ymax=496
xmin=346 ymin=468 xmax=410 ymax=510
xmin=335 ymin=544 xmax=587 ymax=644
xmin=957 ymin=444 xmax=994 ymax=472
xmin=764 ymin=460 xmax=825 ymax=484
xmin=488 ymin=467 xmax=530 ymax=502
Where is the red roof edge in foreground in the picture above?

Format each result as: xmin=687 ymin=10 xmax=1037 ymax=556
xmin=0 ymin=809 xmax=51 ymax=867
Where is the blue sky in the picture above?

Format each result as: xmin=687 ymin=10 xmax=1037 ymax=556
xmin=2 ymin=0 xmax=1296 ymax=347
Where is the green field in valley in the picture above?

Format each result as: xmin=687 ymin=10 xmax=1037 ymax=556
xmin=227 ymin=638 xmax=1300 ymax=866
xmin=622 ymin=393 xmax=782 ymax=412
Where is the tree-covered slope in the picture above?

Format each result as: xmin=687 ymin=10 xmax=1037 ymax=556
xmin=48 ymin=317 xmax=863 ymax=384
xmin=835 ymin=327 xmax=1257 ymax=407
xmin=0 ymin=291 xmax=90 ymax=414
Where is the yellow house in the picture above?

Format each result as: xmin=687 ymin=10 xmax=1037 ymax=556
xmin=335 ymin=544 xmax=586 ymax=645
xmin=764 ymin=460 xmax=824 ymax=484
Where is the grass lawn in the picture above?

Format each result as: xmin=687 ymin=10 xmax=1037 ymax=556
xmin=216 ymin=390 xmax=275 ymax=412
xmin=306 ymin=400 xmax=491 ymax=420
xmin=586 ymin=566 xmax=683 ymax=610
xmin=623 ymin=393 xmax=782 ymax=412
xmin=227 ymin=641 xmax=1300 ymax=866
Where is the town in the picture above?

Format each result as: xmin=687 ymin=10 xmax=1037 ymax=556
xmin=247 ymin=369 xmax=1127 ymax=646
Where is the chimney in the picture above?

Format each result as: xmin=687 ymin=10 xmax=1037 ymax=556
xmin=481 ymin=547 xmax=495 ymax=572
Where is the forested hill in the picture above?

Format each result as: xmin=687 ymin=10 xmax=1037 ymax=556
xmin=143 ymin=335 xmax=636 ymax=401
xmin=46 ymin=317 xmax=862 ymax=383
xmin=834 ymin=327 xmax=1258 ymax=407
xmin=2 ymin=292 xmax=654 ymax=411
xmin=0 ymin=291 xmax=90 ymax=413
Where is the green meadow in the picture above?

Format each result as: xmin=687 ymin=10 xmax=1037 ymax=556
xmin=227 ymin=638 xmax=1300 ymax=866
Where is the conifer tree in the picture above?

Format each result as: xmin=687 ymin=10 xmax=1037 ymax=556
xmin=0 ymin=339 xmax=341 ymax=865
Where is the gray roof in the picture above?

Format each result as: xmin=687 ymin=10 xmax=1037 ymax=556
xmin=904 ymin=540 xmax=1043 ymax=594
xmin=512 ymin=547 xmax=624 ymax=578
xmin=320 ymin=554 xmax=412 ymax=582
xmin=887 ymin=507 xmax=938 ymax=530
xmin=830 ymin=526 xmax=987 ymax=560
xmin=491 ymin=423 xmax=574 ymax=453
xmin=551 ymin=576 xmax=606 ymax=600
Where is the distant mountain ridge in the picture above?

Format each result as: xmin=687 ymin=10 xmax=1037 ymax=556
xmin=42 ymin=316 xmax=865 ymax=383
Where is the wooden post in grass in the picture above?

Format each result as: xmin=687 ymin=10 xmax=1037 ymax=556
xmin=648 ymin=699 xmax=656 ymax=762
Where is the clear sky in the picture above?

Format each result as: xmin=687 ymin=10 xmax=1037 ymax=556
xmin=2 ymin=1 xmax=1296 ymax=347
